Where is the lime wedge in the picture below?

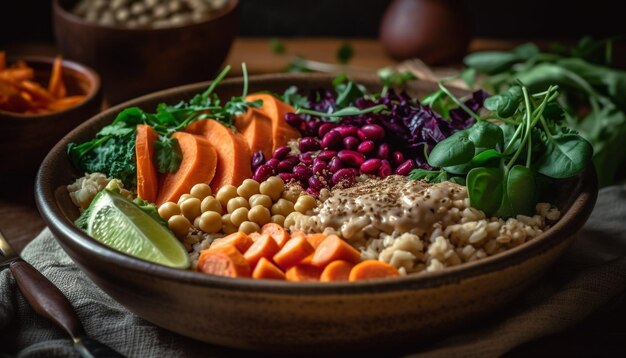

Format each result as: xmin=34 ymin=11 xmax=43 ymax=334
xmin=84 ymin=190 xmax=190 ymax=269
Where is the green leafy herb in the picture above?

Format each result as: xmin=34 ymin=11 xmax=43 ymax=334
xmin=281 ymin=86 xmax=309 ymax=108
xmin=378 ymin=67 xmax=416 ymax=96
xmin=270 ymin=38 xmax=286 ymax=55
xmin=295 ymin=104 xmax=387 ymax=122
xmin=153 ymin=136 xmax=182 ymax=174
xmin=336 ymin=42 xmax=354 ymax=64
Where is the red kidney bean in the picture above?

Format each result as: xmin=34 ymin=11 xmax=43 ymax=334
xmin=357 ymin=140 xmax=375 ymax=155
xmin=253 ymin=165 xmax=274 ymax=182
xmin=376 ymin=143 xmax=390 ymax=159
xmin=284 ymin=154 xmax=300 ymax=165
xmin=251 ymin=150 xmax=265 ymax=171
xmin=321 ymin=130 xmax=343 ymax=149
xmin=357 ymin=124 xmax=385 ymax=142
xmin=395 ymin=159 xmax=416 ymax=176
xmin=285 ymin=113 xmax=304 ymax=131
xmin=318 ymin=122 xmax=337 ymax=137
xmin=343 ymin=136 xmax=360 ymax=151
xmin=278 ymin=159 xmax=296 ymax=173
xmin=306 ymin=120 xmax=320 ymax=136
xmin=392 ymin=151 xmax=405 ymax=166
xmin=300 ymin=151 xmax=315 ymax=165
xmin=317 ymin=150 xmax=337 ymax=162
xmin=278 ymin=173 xmax=297 ymax=183
xmin=312 ymin=160 xmax=327 ymax=175
xmin=308 ymin=175 xmax=324 ymax=191
xmin=328 ymin=156 xmax=344 ymax=172
xmin=298 ymin=137 xmax=321 ymax=152
xmin=337 ymin=150 xmax=365 ymax=167
xmin=360 ymin=158 xmax=382 ymax=174
xmin=331 ymin=168 xmax=357 ymax=187
xmin=272 ymin=145 xmax=291 ymax=160
xmin=293 ymin=164 xmax=313 ymax=180
xmin=379 ymin=160 xmax=392 ymax=178
xmin=265 ymin=158 xmax=280 ymax=170
xmin=334 ymin=125 xmax=359 ymax=138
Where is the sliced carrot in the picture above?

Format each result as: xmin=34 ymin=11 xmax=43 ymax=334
xmin=248 ymin=232 xmax=263 ymax=242
xmin=305 ymin=233 xmax=327 ymax=249
xmin=349 ymin=260 xmax=400 ymax=281
xmin=197 ymin=245 xmax=251 ymax=278
xmin=210 ymin=232 xmax=253 ymax=253
xmin=285 ymin=262 xmax=323 ymax=282
xmin=311 ymin=235 xmax=361 ymax=267
xmin=0 ymin=67 xmax=34 ymax=82
xmin=320 ymin=260 xmax=354 ymax=282
xmin=235 ymin=107 xmax=274 ymax=160
xmin=48 ymin=55 xmax=66 ymax=99
xmin=243 ymin=233 xmax=280 ymax=268
xmin=186 ymin=119 xmax=252 ymax=192
xmin=245 ymin=94 xmax=301 ymax=152
xmin=156 ymin=132 xmax=217 ymax=206
xmin=252 ymin=257 xmax=286 ymax=280
xmin=273 ymin=235 xmax=315 ymax=271
xmin=45 ymin=95 xmax=85 ymax=111
xmin=261 ymin=223 xmax=290 ymax=248
xmin=0 ymin=51 xmax=5 ymax=71
xmin=135 ymin=124 xmax=159 ymax=203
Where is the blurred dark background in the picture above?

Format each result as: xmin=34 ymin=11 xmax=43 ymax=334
xmin=0 ymin=0 xmax=622 ymax=46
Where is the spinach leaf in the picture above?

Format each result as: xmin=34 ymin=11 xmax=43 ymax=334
xmin=468 ymin=121 xmax=504 ymax=150
xmin=428 ymin=131 xmax=475 ymax=167
xmin=501 ymin=165 xmax=536 ymax=216
xmin=484 ymin=86 xmax=523 ymax=118
xmin=534 ymin=133 xmax=593 ymax=178
xmin=464 ymin=51 xmax=521 ymax=75
xmin=467 ymin=167 xmax=504 ymax=216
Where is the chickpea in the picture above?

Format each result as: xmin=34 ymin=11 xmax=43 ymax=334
xmin=215 ymin=185 xmax=238 ymax=207
xmin=226 ymin=197 xmax=250 ymax=213
xmin=201 ymin=196 xmax=222 ymax=214
xmin=283 ymin=212 xmax=300 ymax=229
xmin=294 ymin=195 xmax=317 ymax=214
xmin=190 ymin=183 xmax=211 ymax=200
xmin=249 ymin=194 xmax=272 ymax=209
xmin=158 ymin=202 xmax=180 ymax=221
xmin=177 ymin=193 xmax=193 ymax=204
xmin=259 ymin=176 xmax=284 ymax=201
xmin=168 ymin=215 xmax=191 ymax=238
xmin=239 ymin=221 xmax=260 ymax=234
xmin=198 ymin=211 xmax=221 ymax=233
xmin=248 ymin=205 xmax=271 ymax=226
xmin=271 ymin=198 xmax=295 ymax=217
xmin=180 ymin=197 xmax=202 ymax=221
xmin=193 ymin=216 xmax=201 ymax=229
xmin=230 ymin=207 xmax=249 ymax=227
xmin=222 ymin=214 xmax=237 ymax=234
xmin=236 ymin=179 xmax=260 ymax=199
xmin=271 ymin=214 xmax=285 ymax=226
xmin=281 ymin=186 xmax=301 ymax=203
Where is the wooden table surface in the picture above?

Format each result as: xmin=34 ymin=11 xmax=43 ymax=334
xmin=1 ymin=37 xmax=624 ymax=356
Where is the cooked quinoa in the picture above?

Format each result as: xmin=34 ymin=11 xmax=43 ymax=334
xmin=289 ymin=175 xmax=560 ymax=275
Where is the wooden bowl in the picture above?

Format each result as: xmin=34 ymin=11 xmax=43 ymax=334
xmin=35 ymin=74 xmax=598 ymax=353
xmin=0 ymin=56 xmax=101 ymax=181
xmin=52 ymin=0 xmax=239 ymax=105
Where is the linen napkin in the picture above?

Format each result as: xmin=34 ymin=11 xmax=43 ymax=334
xmin=2 ymin=186 xmax=626 ymax=357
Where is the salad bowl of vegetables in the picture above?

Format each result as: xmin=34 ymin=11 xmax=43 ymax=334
xmin=35 ymin=72 xmax=597 ymax=352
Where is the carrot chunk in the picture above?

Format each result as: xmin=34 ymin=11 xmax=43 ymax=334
xmin=48 ymin=55 xmax=66 ymax=98
xmin=305 ymin=233 xmax=327 ymax=249
xmin=261 ymin=223 xmax=290 ymax=248
xmin=135 ymin=124 xmax=159 ymax=203
xmin=243 ymin=233 xmax=280 ymax=268
xmin=349 ymin=260 xmax=400 ymax=281
xmin=311 ymin=235 xmax=361 ymax=267
xmin=273 ymin=235 xmax=315 ymax=270
xmin=156 ymin=132 xmax=217 ymax=206
xmin=285 ymin=262 xmax=323 ymax=282
xmin=252 ymin=257 xmax=286 ymax=280
xmin=320 ymin=260 xmax=354 ymax=282
xmin=197 ymin=245 xmax=251 ymax=278
xmin=210 ymin=232 xmax=253 ymax=253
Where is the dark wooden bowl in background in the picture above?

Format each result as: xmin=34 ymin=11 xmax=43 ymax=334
xmin=52 ymin=0 xmax=240 ymax=105
xmin=35 ymin=74 xmax=597 ymax=352
xmin=0 ymin=56 xmax=101 ymax=181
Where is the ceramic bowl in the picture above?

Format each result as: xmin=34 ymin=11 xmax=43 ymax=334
xmin=0 ymin=56 xmax=101 ymax=181
xmin=53 ymin=0 xmax=239 ymax=105
xmin=35 ymin=73 xmax=598 ymax=353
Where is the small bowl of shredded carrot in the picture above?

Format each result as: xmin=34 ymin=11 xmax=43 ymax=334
xmin=0 ymin=52 xmax=101 ymax=178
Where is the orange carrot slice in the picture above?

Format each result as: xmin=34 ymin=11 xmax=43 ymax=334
xmin=305 ymin=233 xmax=327 ymax=249
xmin=260 ymin=223 xmax=290 ymax=248
xmin=252 ymin=257 xmax=286 ymax=280
xmin=136 ymin=124 xmax=159 ymax=203
xmin=311 ymin=235 xmax=361 ymax=267
xmin=48 ymin=55 xmax=66 ymax=99
xmin=273 ymin=235 xmax=315 ymax=271
xmin=185 ymin=119 xmax=252 ymax=192
xmin=0 ymin=51 xmax=5 ymax=71
xmin=285 ymin=262 xmax=323 ymax=282
xmin=210 ymin=232 xmax=253 ymax=253
xmin=320 ymin=260 xmax=354 ymax=282
xmin=245 ymin=94 xmax=301 ymax=152
xmin=197 ymin=245 xmax=251 ymax=278
xmin=243 ymin=233 xmax=280 ymax=268
xmin=156 ymin=132 xmax=217 ymax=206
xmin=348 ymin=260 xmax=400 ymax=281
xmin=235 ymin=107 xmax=274 ymax=160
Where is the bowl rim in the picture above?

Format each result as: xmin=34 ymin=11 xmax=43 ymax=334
xmin=0 ymin=55 xmax=101 ymax=118
xmin=35 ymin=73 xmax=598 ymax=295
xmin=53 ymin=0 xmax=239 ymax=32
